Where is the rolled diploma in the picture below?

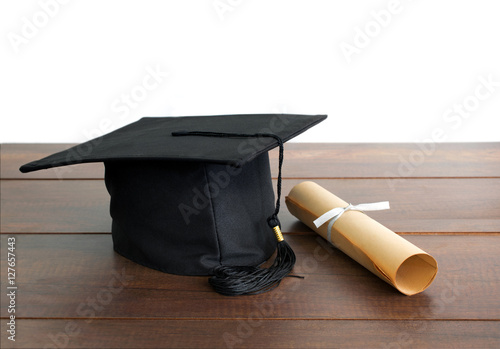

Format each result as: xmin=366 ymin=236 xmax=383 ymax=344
xmin=286 ymin=181 xmax=437 ymax=295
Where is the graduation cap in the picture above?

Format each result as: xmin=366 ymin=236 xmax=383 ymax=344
xmin=20 ymin=114 xmax=327 ymax=295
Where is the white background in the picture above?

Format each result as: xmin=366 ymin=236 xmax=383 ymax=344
xmin=1 ymin=0 xmax=499 ymax=143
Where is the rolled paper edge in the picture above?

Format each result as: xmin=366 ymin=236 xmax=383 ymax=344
xmin=286 ymin=181 xmax=438 ymax=296
xmin=394 ymin=253 xmax=438 ymax=296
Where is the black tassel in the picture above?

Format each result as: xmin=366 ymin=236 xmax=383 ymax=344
xmin=209 ymin=227 xmax=298 ymax=296
xmin=172 ymin=130 xmax=301 ymax=296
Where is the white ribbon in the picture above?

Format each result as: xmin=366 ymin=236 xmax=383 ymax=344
xmin=313 ymin=201 xmax=390 ymax=243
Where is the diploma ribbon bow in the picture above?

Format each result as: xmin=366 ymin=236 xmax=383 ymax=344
xmin=313 ymin=201 xmax=390 ymax=243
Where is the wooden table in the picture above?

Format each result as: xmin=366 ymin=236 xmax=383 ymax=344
xmin=1 ymin=143 xmax=499 ymax=348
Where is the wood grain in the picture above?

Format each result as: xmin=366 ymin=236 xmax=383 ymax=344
xmin=1 ymin=143 xmax=499 ymax=349
xmin=1 ymin=234 xmax=498 ymax=320
xmin=3 ymin=143 xmax=500 ymax=179
xmin=2 ymin=178 xmax=499 ymax=233
xmin=2 ymin=319 xmax=499 ymax=349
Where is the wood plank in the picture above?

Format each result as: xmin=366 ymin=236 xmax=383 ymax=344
xmin=0 ymin=180 xmax=111 ymax=233
xmin=1 ymin=319 xmax=499 ymax=349
xmin=274 ymin=142 xmax=500 ymax=179
xmin=1 ymin=234 xmax=498 ymax=320
xmin=3 ymin=143 xmax=499 ymax=179
xmin=2 ymin=178 xmax=499 ymax=233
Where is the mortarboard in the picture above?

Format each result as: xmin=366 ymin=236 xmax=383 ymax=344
xmin=20 ymin=114 xmax=327 ymax=295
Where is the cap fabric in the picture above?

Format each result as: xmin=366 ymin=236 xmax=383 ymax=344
xmin=20 ymin=114 xmax=327 ymax=282
xmin=20 ymin=114 xmax=326 ymax=172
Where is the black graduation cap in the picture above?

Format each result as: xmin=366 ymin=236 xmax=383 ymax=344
xmin=20 ymin=114 xmax=327 ymax=295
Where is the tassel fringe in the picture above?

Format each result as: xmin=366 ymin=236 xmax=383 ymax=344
xmin=209 ymin=240 xmax=298 ymax=296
